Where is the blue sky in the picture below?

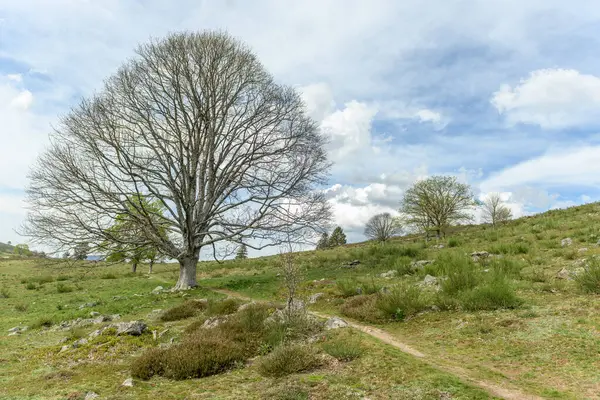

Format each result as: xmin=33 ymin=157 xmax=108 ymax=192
xmin=2 ymin=0 xmax=600 ymax=250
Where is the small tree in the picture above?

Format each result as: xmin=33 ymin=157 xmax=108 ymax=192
xmin=400 ymin=176 xmax=474 ymax=238
xmin=328 ymin=226 xmax=347 ymax=247
xmin=280 ymin=248 xmax=304 ymax=317
xmin=73 ymin=243 xmax=89 ymax=260
xmin=364 ymin=213 xmax=402 ymax=242
xmin=14 ymin=244 xmax=32 ymax=257
xmin=315 ymin=232 xmax=330 ymax=250
xmin=481 ymin=193 xmax=513 ymax=228
xmin=62 ymin=251 xmax=70 ymax=259
xmin=235 ymin=244 xmax=248 ymax=260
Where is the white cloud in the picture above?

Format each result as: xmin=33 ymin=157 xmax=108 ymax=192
xmin=492 ymin=69 xmax=600 ymax=129
xmin=481 ymin=146 xmax=600 ymax=191
xmin=415 ymin=109 xmax=442 ymax=124
xmin=6 ymin=74 xmax=22 ymax=82
xmin=299 ymin=83 xmax=335 ymax=123
xmin=10 ymin=90 xmax=34 ymax=110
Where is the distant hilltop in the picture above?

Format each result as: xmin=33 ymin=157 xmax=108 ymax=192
xmin=0 ymin=242 xmax=15 ymax=253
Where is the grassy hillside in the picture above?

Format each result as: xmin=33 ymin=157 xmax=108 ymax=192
xmin=0 ymin=241 xmax=14 ymax=256
xmin=1 ymin=203 xmax=599 ymax=399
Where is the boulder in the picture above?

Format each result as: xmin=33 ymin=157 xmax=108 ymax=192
xmin=470 ymin=251 xmax=490 ymax=262
xmin=72 ymin=338 xmax=89 ymax=348
xmin=325 ymin=317 xmax=349 ymax=330
xmin=410 ymin=260 xmax=434 ymax=270
xmin=238 ymin=301 xmax=256 ymax=311
xmin=308 ymin=293 xmax=325 ymax=304
xmin=380 ymin=270 xmax=397 ymax=278
xmin=89 ymin=311 xmax=101 ymax=317
xmin=578 ymin=248 xmax=588 ymax=253
xmin=556 ymin=268 xmax=571 ymax=280
xmin=113 ymin=321 xmax=147 ymax=336
xmin=78 ymin=302 xmax=98 ymax=310
xmin=151 ymin=286 xmax=164 ymax=294
xmin=202 ymin=316 xmax=226 ymax=329
xmin=422 ymin=275 xmax=438 ymax=286
xmin=122 ymin=378 xmax=134 ymax=387
xmin=84 ymin=393 xmax=99 ymax=400
xmin=561 ymin=238 xmax=573 ymax=247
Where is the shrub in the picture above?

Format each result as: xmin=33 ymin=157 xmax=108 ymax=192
xmin=25 ymin=282 xmax=37 ymax=290
xmin=358 ymin=278 xmax=381 ymax=295
xmin=489 ymin=258 xmax=524 ymax=279
xmin=340 ymin=295 xmax=382 ymax=324
xmin=183 ymin=317 xmax=208 ymax=334
xmin=206 ymin=298 xmax=240 ymax=316
xmin=160 ymin=300 xmax=207 ymax=322
xmin=563 ymin=248 xmax=578 ymax=260
xmin=131 ymin=348 xmax=166 ymax=380
xmin=336 ymin=279 xmax=359 ymax=297
xmin=257 ymin=344 xmax=321 ymax=377
xmin=487 ymin=242 xmax=529 ymax=255
xmin=575 ymin=259 xmax=600 ymax=294
xmin=265 ymin=382 xmax=309 ymax=400
xmin=440 ymin=260 xmax=480 ymax=295
xmin=394 ymin=257 xmax=414 ymax=275
xmin=101 ymin=273 xmax=117 ymax=279
xmin=56 ymin=283 xmax=74 ymax=293
xmin=376 ymin=284 xmax=428 ymax=321
xmin=31 ymin=316 xmax=54 ymax=329
xmin=14 ymin=303 xmax=28 ymax=312
xmin=461 ymin=276 xmax=522 ymax=311
xmin=67 ymin=327 xmax=86 ymax=340
xmin=447 ymin=238 xmax=461 ymax=248
xmin=321 ymin=337 xmax=363 ymax=361
xmin=0 ymin=287 xmax=9 ymax=298
xmin=396 ymin=245 xmax=423 ymax=259
xmin=56 ymin=275 xmax=71 ymax=281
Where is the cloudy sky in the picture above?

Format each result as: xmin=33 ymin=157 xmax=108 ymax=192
xmin=2 ymin=0 xmax=600 ymax=250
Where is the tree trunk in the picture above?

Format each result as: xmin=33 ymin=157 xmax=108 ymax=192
xmin=174 ymin=255 xmax=198 ymax=290
xmin=131 ymin=262 xmax=137 ymax=273
xmin=148 ymin=260 xmax=154 ymax=274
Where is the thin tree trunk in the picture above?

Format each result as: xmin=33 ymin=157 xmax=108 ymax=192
xmin=174 ymin=255 xmax=198 ymax=290
xmin=148 ymin=260 xmax=154 ymax=274
xmin=131 ymin=262 xmax=137 ymax=273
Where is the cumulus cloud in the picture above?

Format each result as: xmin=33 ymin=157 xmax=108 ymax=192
xmin=10 ymin=90 xmax=34 ymax=110
xmin=492 ymin=69 xmax=600 ymax=129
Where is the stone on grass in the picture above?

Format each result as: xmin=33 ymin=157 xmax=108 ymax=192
xmin=309 ymin=293 xmax=325 ymax=304
xmin=202 ymin=317 xmax=226 ymax=329
xmin=113 ymin=321 xmax=147 ymax=336
xmin=470 ymin=251 xmax=490 ymax=262
xmin=122 ymin=378 xmax=134 ymax=387
xmin=556 ymin=268 xmax=571 ymax=280
xmin=238 ymin=301 xmax=256 ymax=311
xmin=285 ymin=299 xmax=305 ymax=313
xmin=410 ymin=260 xmax=434 ymax=271
xmin=78 ymin=302 xmax=98 ymax=310
xmin=7 ymin=327 xmax=21 ymax=334
xmin=151 ymin=286 xmax=164 ymax=294
xmin=84 ymin=392 xmax=99 ymax=400
xmin=72 ymin=338 xmax=89 ymax=348
xmin=422 ymin=275 xmax=438 ymax=286
xmin=59 ymin=345 xmax=70 ymax=353
xmin=325 ymin=317 xmax=349 ymax=330
xmin=89 ymin=311 xmax=100 ymax=317
xmin=88 ymin=329 xmax=104 ymax=339
xmin=561 ymin=238 xmax=573 ymax=247
xmin=380 ymin=270 xmax=397 ymax=278
xmin=578 ymin=248 xmax=588 ymax=253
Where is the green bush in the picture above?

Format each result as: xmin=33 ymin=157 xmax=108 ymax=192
xmin=439 ymin=256 xmax=480 ymax=295
xmin=25 ymin=282 xmax=37 ymax=290
xmin=56 ymin=275 xmax=71 ymax=281
xmin=131 ymin=348 xmax=165 ymax=380
xmin=396 ymin=245 xmax=423 ymax=259
xmin=14 ymin=303 xmax=28 ymax=312
xmin=575 ymin=259 xmax=600 ymax=294
xmin=265 ymin=382 xmax=309 ymax=400
xmin=31 ymin=316 xmax=54 ymax=329
xmin=487 ymin=242 xmax=529 ymax=255
xmin=160 ymin=300 xmax=207 ymax=322
xmin=394 ymin=257 xmax=414 ymax=275
xmin=447 ymin=238 xmax=461 ymax=248
xmin=340 ymin=295 xmax=383 ymax=324
xmin=257 ymin=344 xmax=321 ymax=377
xmin=460 ymin=276 xmax=522 ymax=311
xmin=206 ymin=298 xmax=241 ymax=316
xmin=0 ymin=287 xmax=9 ymax=298
xmin=376 ymin=284 xmax=428 ymax=321
xmin=336 ymin=279 xmax=359 ymax=297
xmin=489 ymin=258 xmax=524 ymax=279
xmin=321 ymin=336 xmax=363 ymax=361
xmin=358 ymin=278 xmax=381 ymax=295
xmin=101 ymin=273 xmax=117 ymax=279
xmin=56 ymin=283 xmax=74 ymax=293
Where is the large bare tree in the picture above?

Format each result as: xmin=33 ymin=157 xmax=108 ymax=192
xmin=364 ymin=213 xmax=402 ymax=242
xmin=481 ymin=193 xmax=512 ymax=228
xmin=24 ymin=31 xmax=331 ymax=290
xmin=400 ymin=176 xmax=474 ymax=238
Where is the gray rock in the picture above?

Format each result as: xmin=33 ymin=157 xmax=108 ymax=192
xmin=470 ymin=251 xmax=490 ymax=262
xmin=578 ymin=248 xmax=588 ymax=253
xmin=422 ymin=275 xmax=438 ymax=285
xmin=308 ymin=293 xmax=324 ymax=304
xmin=122 ymin=378 xmax=134 ymax=387
xmin=113 ymin=321 xmax=147 ymax=336
xmin=7 ymin=327 xmax=21 ymax=334
xmin=72 ymin=338 xmax=89 ymax=348
xmin=561 ymin=238 xmax=573 ymax=247
xmin=325 ymin=317 xmax=349 ymax=330
xmin=433 ymin=244 xmax=445 ymax=249
xmin=78 ymin=302 xmax=99 ymax=310
xmin=285 ymin=299 xmax=305 ymax=313
xmin=110 ymin=314 xmax=121 ymax=320
xmin=84 ymin=393 xmax=99 ymax=400
xmin=59 ymin=345 xmax=70 ymax=353
xmin=202 ymin=317 xmax=226 ymax=329
xmin=151 ymin=286 xmax=164 ymax=294
xmin=59 ymin=337 xmax=69 ymax=344
xmin=90 ymin=311 xmax=101 ymax=317
xmin=410 ymin=260 xmax=434 ymax=270
xmin=238 ymin=301 xmax=255 ymax=311
xmin=380 ymin=270 xmax=397 ymax=278
xmin=556 ymin=268 xmax=571 ymax=280
xmin=88 ymin=329 xmax=104 ymax=339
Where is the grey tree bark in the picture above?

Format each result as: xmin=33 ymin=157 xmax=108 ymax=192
xmin=23 ymin=31 xmax=331 ymax=289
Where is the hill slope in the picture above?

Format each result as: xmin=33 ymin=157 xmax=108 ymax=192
xmin=0 ymin=242 xmax=14 ymax=254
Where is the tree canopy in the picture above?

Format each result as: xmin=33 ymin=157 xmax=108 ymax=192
xmin=24 ymin=31 xmax=330 ymax=289
xmin=328 ymin=226 xmax=347 ymax=247
xmin=364 ymin=213 xmax=401 ymax=242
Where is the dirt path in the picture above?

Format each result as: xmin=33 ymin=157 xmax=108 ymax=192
xmin=211 ymin=288 xmax=543 ymax=400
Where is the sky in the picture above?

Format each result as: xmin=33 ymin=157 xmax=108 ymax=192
xmin=2 ymin=0 xmax=600 ymax=254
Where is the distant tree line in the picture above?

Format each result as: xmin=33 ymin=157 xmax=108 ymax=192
xmin=316 ymin=226 xmax=347 ymax=250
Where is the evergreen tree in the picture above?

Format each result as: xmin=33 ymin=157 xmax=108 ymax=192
xmin=329 ymin=226 xmax=347 ymax=247
xmin=316 ymin=232 xmax=330 ymax=250
xmin=235 ymin=243 xmax=248 ymax=259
